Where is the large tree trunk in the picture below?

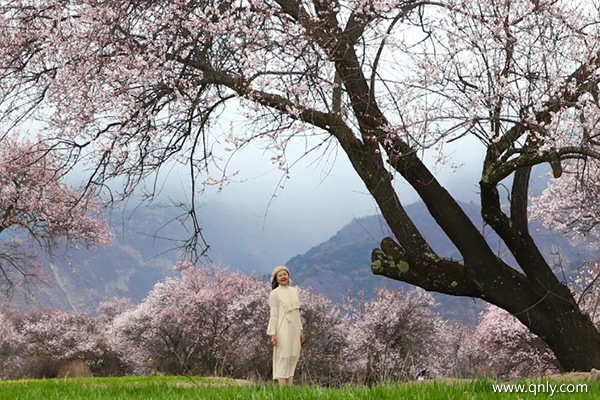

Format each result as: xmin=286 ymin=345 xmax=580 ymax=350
xmin=525 ymin=297 xmax=600 ymax=372
xmin=324 ymin=39 xmax=600 ymax=369
xmin=363 ymin=150 xmax=600 ymax=371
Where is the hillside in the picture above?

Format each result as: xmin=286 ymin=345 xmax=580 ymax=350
xmin=8 ymin=202 xmax=316 ymax=314
xmin=6 ymin=200 xmax=598 ymax=325
xmin=287 ymin=201 xmax=597 ymax=324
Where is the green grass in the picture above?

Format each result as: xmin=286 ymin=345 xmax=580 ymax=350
xmin=0 ymin=376 xmax=598 ymax=399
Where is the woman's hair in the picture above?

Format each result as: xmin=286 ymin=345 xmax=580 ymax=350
xmin=271 ymin=276 xmax=279 ymax=290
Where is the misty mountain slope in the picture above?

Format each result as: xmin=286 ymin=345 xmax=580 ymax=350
xmin=197 ymin=201 xmax=316 ymax=272
xmin=11 ymin=202 xmax=316 ymax=314
xmin=287 ymin=201 xmax=597 ymax=324
xmin=7 ymin=200 xmax=596 ymax=324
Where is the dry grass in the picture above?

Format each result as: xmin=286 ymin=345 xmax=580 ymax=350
xmin=57 ymin=361 xmax=93 ymax=378
xmin=544 ymin=372 xmax=591 ymax=381
xmin=174 ymin=377 xmax=254 ymax=387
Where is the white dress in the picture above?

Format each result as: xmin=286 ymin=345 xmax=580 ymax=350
xmin=267 ymin=285 xmax=303 ymax=380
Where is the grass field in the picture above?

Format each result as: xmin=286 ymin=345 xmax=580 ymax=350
xmin=0 ymin=375 xmax=598 ymax=399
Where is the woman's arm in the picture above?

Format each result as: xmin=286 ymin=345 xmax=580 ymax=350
xmin=266 ymin=290 xmax=279 ymax=336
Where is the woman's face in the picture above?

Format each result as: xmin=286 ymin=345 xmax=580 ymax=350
xmin=276 ymin=270 xmax=290 ymax=286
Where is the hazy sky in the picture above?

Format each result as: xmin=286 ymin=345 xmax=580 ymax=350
xmin=63 ymin=112 xmax=488 ymax=268
xmin=170 ymin=134 xmax=486 ymax=249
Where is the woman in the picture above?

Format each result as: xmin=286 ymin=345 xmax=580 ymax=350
xmin=267 ymin=265 xmax=305 ymax=386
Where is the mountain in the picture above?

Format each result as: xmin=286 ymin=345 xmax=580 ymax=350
xmin=8 ymin=201 xmax=317 ymax=314
xmin=7 ymin=200 xmax=598 ymax=325
xmin=287 ymin=201 xmax=598 ymax=324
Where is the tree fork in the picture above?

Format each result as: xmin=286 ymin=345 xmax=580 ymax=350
xmin=372 ymin=237 xmax=600 ymax=371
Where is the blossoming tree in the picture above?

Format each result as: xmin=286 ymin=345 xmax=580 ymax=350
xmin=109 ymin=264 xmax=272 ymax=376
xmin=296 ymin=288 xmax=350 ymax=385
xmin=0 ymin=135 xmax=111 ymax=297
xmin=343 ymin=287 xmax=451 ymax=382
xmin=469 ymin=305 xmax=560 ymax=379
xmin=8 ymin=309 xmax=115 ymax=378
xmin=1 ymin=0 xmax=600 ymax=370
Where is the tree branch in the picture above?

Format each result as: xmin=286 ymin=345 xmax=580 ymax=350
xmin=371 ymin=237 xmax=483 ymax=297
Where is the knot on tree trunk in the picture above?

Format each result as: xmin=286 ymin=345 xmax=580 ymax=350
xmin=371 ymin=237 xmax=410 ymax=275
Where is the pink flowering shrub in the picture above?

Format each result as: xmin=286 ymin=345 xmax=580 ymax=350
xmin=296 ymin=288 xmax=350 ymax=385
xmin=467 ymin=305 xmax=560 ymax=379
xmin=108 ymin=266 xmax=272 ymax=377
xmin=8 ymin=263 xmax=600 ymax=382
xmin=4 ymin=309 xmax=125 ymax=378
xmin=572 ymin=262 xmax=600 ymax=327
xmin=342 ymin=287 xmax=454 ymax=383
xmin=0 ymin=312 xmax=23 ymax=379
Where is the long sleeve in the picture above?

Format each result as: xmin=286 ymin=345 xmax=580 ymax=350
xmin=267 ymin=290 xmax=279 ymax=335
xmin=294 ymin=287 xmax=303 ymax=331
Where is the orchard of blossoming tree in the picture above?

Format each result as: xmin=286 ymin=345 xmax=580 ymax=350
xmin=1 ymin=263 xmax=599 ymax=381
xmin=0 ymin=264 xmax=575 ymax=381
xmin=1 ymin=0 xmax=600 ymax=372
